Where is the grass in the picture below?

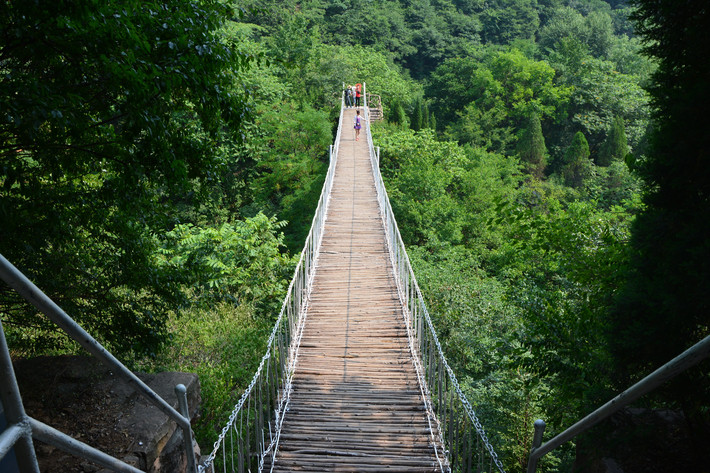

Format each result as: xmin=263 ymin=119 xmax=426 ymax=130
xmin=140 ymin=301 xmax=271 ymax=450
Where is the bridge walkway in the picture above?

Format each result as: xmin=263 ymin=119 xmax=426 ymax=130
xmin=269 ymin=107 xmax=443 ymax=472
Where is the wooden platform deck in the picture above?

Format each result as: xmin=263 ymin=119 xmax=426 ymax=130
xmin=270 ymin=109 xmax=444 ymax=472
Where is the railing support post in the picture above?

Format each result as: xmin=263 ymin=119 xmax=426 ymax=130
xmin=0 ymin=319 xmax=40 ymax=473
xmin=526 ymin=419 xmax=546 ymax=473
xmin=175 ymin=384 xmax=198 ymax=473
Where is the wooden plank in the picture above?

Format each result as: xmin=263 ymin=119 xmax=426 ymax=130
xmin=271 ymin=108 xmax=444 ymax=472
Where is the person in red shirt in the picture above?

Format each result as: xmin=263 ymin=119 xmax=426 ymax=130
xmin=355 ymin=83 xmax=362 ymax=108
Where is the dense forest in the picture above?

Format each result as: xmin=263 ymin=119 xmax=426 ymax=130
xmin=1 ymin=0 xmax=708 ymax=471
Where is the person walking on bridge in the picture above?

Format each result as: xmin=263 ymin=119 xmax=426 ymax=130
xmin=354 ymin=109 xmax=366 ymax=141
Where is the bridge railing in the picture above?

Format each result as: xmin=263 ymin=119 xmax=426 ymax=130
xmin=526 ymin=334 xmax=710 ymax=472
xmin=199 ymin=92 xmax=345 ymax=473
xmin=363 ymin=89 xmax=507 ymax=473
xmin=0 ymin=254 xmax=197 ymax=473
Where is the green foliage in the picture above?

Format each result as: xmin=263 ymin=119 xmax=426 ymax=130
xmin=612 ymin=1 xmax=710 ymax=448
xmin=376 ymin=128 xmax=468 ymax=245
xmin=494 ymin=197 xmax=633 ymax=421
xmin=539 ymin=7 xmax=615 ymax=58
xmin=444 ymin=101 xmax=513 ymax=153
xmin=245 ymin=102 xmax=331 ymax=251
xmin=480 ymin=0 xmax=540 ymax=44
xmin=410 ymin=96 xmax=424 ymax=131
xmin=156 ymin=214 xmax=295 ymax=314
xmin=561 ymin=131 xmax=593 ymax=188
xmin=516 ymin=112 xmax=548 ymax=179
xmin=374 ymin=126 xmax=520 ymax=250
xmin=408 ymin=244 xmax=551 ymax=471
xmin=430 ymin=49 xmax=572 ymax=154
xmin=302 ymin=44 xmax=420 ymax=112
xmin=388 ymin=100 xmax=409 ymax=127
xmin=598 ymin=115 xmax=629 ymax=166
xmin=545 ymin=45 xmax=650 ymax=159
xmin=0 ymin=0 xmax=250 ymax=356
xmin=140 ymin=303 xmax=270 ymax=448
xmin=586 ymin=160 xmax=642 ymax=210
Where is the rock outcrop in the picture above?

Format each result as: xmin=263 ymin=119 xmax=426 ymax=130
xmin=14 ymin=355 xmax=201 ymax=473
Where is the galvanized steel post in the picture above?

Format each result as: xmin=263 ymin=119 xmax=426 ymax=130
xmin=0 ymin=319 xmax=40 ymax=473
xmin=526 ymin=419 xmax=546 ymax=473
xmin=175 ymin=384 xmax=198 ymax=473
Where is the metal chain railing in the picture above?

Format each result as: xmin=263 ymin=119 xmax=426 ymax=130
xmin=198 ymin=94 xmax=345 ymax=473
xmin=363 ymin=88 xmax=507 ymax=473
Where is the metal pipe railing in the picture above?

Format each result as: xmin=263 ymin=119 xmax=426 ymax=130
xmin=0 ymin=319 xmax=39 ymax=473
xmin=29 ymin=418 xmax=143 ymax=473
xmin=526 ymin=334 xmax=710 ymax=473
xmin=0 ymin=254 xmax=198 ymax=473
xmin=364 ymin=87 xmax=507 ymax=473
xmin=199 ymin=89 xmax=346 ymax=473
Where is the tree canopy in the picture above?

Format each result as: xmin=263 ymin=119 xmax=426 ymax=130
xmin=0 ymin=0 xmax=251 ymax=354
xmin=5 ymin=0 xmax=706 ymax=469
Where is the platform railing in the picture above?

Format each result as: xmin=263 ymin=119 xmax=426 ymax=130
xmin=526 ymin=334 xmax=710 ymax=473
xmin=198 ymin=90 xmax=345 ymax=473
xmin=363 ymin=87 xmax=507 ymax=473
xmin=0 ymin=254 xmax=198 ymax=473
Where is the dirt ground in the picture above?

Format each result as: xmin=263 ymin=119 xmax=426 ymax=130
xmin=13 ymin=355 xmax=199 ymax=473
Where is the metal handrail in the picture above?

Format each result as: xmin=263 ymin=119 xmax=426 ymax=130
xmin=526 ymin=334 xmax=710 ymax=473
xmin=199 ymin=89 xmax=346 ymax=473
xmin=363 ymin=86 xmax=507 ymax=473
xmin=0 ymin=253 xmax=197 ymax=472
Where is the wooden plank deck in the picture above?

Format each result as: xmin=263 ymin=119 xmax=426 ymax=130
xmin=269 ymin=108 xmax=444 ymax=472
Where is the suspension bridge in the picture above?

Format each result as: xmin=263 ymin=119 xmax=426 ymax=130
xmin=198 ymin=92 xmax=505 ymax=473
xmin=266 ymin=105 xmax=444 ymax=472
xmin=4 ymin=87 xmax=707 ymax=473
xmin=0 ymin=88 xmax=504 ymax=473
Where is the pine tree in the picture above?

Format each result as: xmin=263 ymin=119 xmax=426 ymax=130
xmin=598 ymin=116 xmax=628 ymax=166
xmin=612 ymin=2 xmax=710 ymax=450
xmin=423 ymin=101 xmax=430 ymax=129
xmin=410 ymin=96 xmax=423 ymax=131
xmin=390 ymin=100 xmax=407 ymax=127
xmin=561 ymin=131 xmax=593 ymax=188
xmin=516 ymin=112 xmax=547 ymax=179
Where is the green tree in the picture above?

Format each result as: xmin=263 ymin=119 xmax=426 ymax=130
xmin=545 ymin=43 xmax=650 ymax=156
xmin=423 ymin=100 xmax=431 ymax=130
xmin=539 ymin=7 xmax=614 ymax=58
xmin=429 ymin=51 xmax=571 ymax=153
xmin=516 ymin=112 xmax=548 ymax=179
xmin=561 ymin=131 xmax=593 ymax=188
xmin=410 ymin=96 xmax=424 ymax=131
xmin=0 ymin=0 xmax=249 ymax=355
xmin=598 ymin=116 xmax=628 ymax=166
xmin=480 ymin=0 xmax=540 ymax=44
xmin=246 ymin=102 xmax=331 ymax=251
xmin=444 ymin=101 xmax=512 ymax=153
xmin=302 ymin=43 xmax=419 ymax=112
xmin=388 ymin=100 xmax=408 ymax=127
xmin=157 ymin=214 xmax=295 ymax=315
xmin=496 ymin=197 xmax=631 ymax=427
xmin=612 ymin=1 xmax=710 ymax=457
